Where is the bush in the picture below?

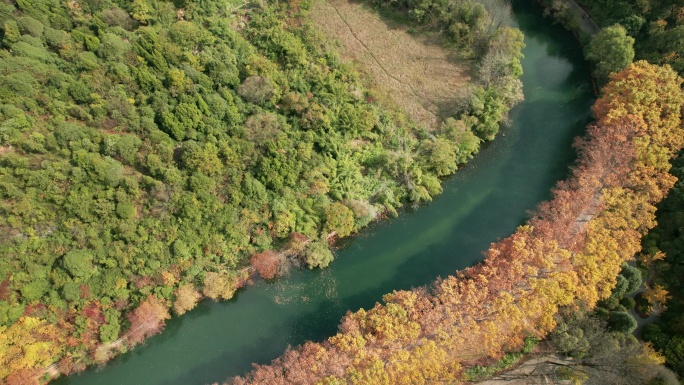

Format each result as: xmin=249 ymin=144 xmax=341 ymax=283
xmin=100 ymin=7 xmax=138 ymax=30
xmin=608 ymin=311 xmax=638 ymax=334
xmin=620 ymin=264 xmax=642 ymax=293
xmin=325 ymin=203 xmax=355 ymax=238
xmin=244 ymin=112 xmax=282 ymax=145
xmin=620 ymin=297 xmax=636 ymax=310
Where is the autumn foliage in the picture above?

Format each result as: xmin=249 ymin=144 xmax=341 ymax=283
xmin=0 ymin=317 xmax=65 ymax=381
xmin=125 ymin=296 xmax=170 ymax=346
xmin=228 ymin=62 xmax=684 ymax=384
xmin=250 ymin=251 xmax=285 ymax=280
xmin=173 ymin=285 xmax=202 ymax=316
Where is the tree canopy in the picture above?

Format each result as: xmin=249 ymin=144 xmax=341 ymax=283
xmin=0 ymin=0 xmax=525 ymax=381
xmin=586 ymin=24 xmax=635 ymax=84
xmin=229 ymin=61 xmax=684 ymax=385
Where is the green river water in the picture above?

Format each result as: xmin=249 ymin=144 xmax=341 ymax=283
xmin=56 ymin=1 xmax=593 ymax=384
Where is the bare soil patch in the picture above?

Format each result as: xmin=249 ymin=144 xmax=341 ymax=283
xmin=476 ymin=354 xmax=576 ymax=384
xmin=310 ymin=0 xmax=473 ymax=129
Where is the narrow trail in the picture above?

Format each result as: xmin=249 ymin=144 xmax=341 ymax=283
xmin=564 ymin=0 xmax=600 ymax=35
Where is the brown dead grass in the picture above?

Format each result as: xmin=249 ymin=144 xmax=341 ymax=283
xmin=310 ymin=0 xmax=473 ymax=129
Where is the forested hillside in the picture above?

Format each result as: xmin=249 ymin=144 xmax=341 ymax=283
xmin=0 ymin=0 xmax=524 ymax=382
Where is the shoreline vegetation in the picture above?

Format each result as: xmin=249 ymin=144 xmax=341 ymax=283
xmin=228 ymin=60 xmax=684 ymax=385
xmin=0 ymin=0 xmax=525 ymax=383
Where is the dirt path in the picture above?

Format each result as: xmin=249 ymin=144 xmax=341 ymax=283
xmin=310 ymin=0 xmax=472 ymax=129
xmin=564 ymin=0 xmax=600 ymax=35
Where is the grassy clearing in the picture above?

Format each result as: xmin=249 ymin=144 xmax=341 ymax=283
xmin=310 ymin=0 xmax=474 ymax=129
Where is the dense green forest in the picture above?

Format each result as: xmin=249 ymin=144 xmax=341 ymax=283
xmin=0 ymin=0 xmax=524 ymax=382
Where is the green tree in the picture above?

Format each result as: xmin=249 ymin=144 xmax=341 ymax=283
xmin=609 ymin=311 xmax=638 ymax=334
xmin=425 ymin=138 xmax=457 ymax=176
xmin=99 ymin=309 xmax=120 ymax=343
xmin=643 ymin=324 xmax=669 ymax=351
xmin=325 ymin=202 xmax=355 ymax=238
xmin=129 ymin=0 xmax=153 ymax=25
xmin=2 ymin=20 xmax=20 ymax=45
xmin=63 ymin=250 xmax=94 ymax=279
xmin=665 ymin=336 xmax=684 ymax=375
xmin=304 ymin=241 xmax=334 ymax=269
xmin=620 ymin=264 xmax=642 ymax=294
xmin=586 ymin=25 xmax=635 ymax=84
xmin=20 ymin=279 xmax=49 ymax=302
xmin=619 ymin=15 xmax=645 ymax=36
xmin=467 ymin=87 xmax=507 ymax=140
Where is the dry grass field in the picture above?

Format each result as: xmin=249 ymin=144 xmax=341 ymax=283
xmin=310 ymin=0 xmax=474 ymax=129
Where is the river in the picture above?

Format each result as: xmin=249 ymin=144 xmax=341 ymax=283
xmin=55 ymin=1 xmax=593 ymax=384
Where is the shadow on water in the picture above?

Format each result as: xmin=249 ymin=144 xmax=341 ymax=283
xmin=54 ymin=1 xmax=594 ymax=385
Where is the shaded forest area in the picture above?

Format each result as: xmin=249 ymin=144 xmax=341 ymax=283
xmin=640 ymin=135 xmax=684 ymax=378
xmin=542 ymin=0 xmax=684 ymax=83
xmin=0 ymin=0 xmax=525 ymax=382
xmin=541 ymin=0 xmax=684 ymax=378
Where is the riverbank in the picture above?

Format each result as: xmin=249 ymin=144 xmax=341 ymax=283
xmin=0 ymin=0 xmax=531 ymax=383
xmin=563 ymin=0 xmax=599 ymax=34
xmin=227 ymin=60 xmax=683 ymax=385
xmin=48 ymin=1 xmax=596 ymax=383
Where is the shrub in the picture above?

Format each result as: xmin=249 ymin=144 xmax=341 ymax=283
xmin=325 ymin=202 xmax=355 ymax=238
xmin=238 ymin=76 xmax=276 ymax=105
xmin=304 ymin=241 xmax=334 ymax=269
xmin=608 ymin=311 xmax=638 ymax=334
xmin=620 ymin=297 xmax=636 ymax=310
